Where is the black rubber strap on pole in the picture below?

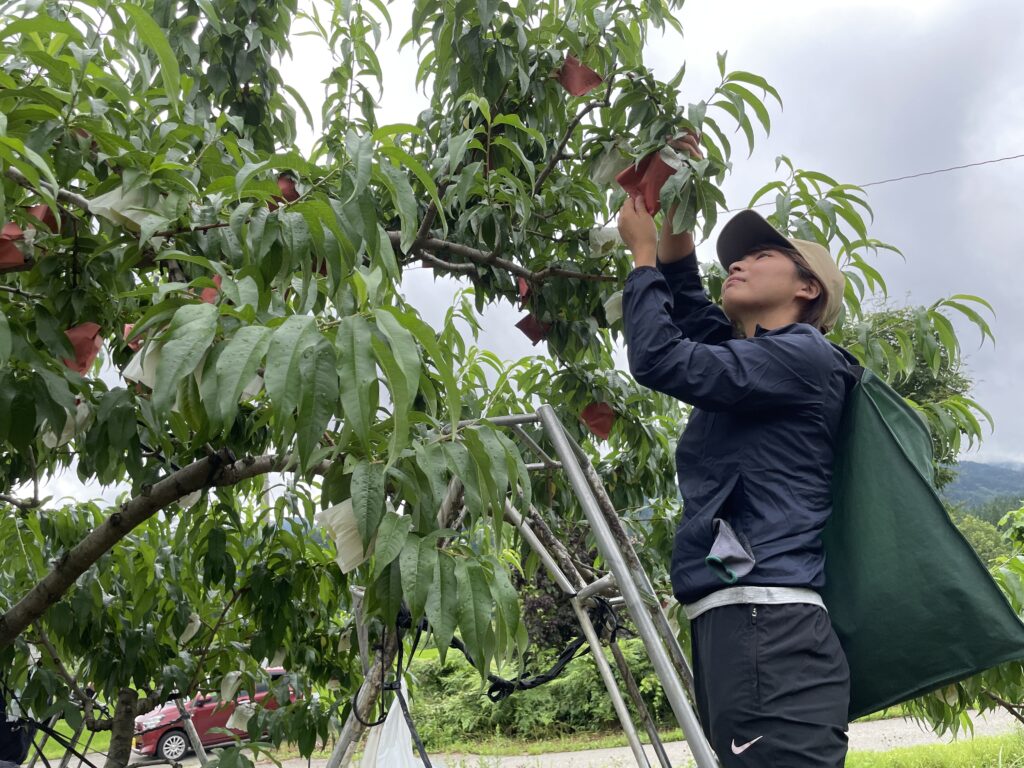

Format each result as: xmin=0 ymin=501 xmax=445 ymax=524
xmin=393 ymin=684 xmax=432 ymax=768
xmin=350 ymin=627 xmax=389 ymax=728
xmin=446 ymin=597 xmax=621 ymax=702
xmin=381 ymin=634 xmax=433 ymax=768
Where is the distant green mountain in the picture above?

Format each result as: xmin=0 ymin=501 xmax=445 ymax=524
xmin=943 ymin=460 xmax=1024 ymax=518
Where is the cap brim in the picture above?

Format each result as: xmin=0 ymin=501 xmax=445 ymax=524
xmin=716 ymin=210 xmax=792 ymax=268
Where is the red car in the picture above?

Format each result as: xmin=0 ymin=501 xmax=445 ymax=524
xmin=134 ymin=669 xmax=291 ymax=761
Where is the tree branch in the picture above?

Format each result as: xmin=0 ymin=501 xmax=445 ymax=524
xmin=0 ymin=452 xmax=332 ymax=649
xmin=34 ymin=622 xmax=89 ymax=703
xmin=0 ymin=284 xmax=44 ymax=300
xmin=984 ymin=691 xmax=1024 ymax=727
xmin=414 ymin=249 xmax=476 ymax=274
xmin=0 ymin=494 xmax=40 ymax=512
xmin=533 ymin=92 xmax=610 ymax=196
xmin=33 ymin=622 xmax=114 ymax=729
xmin=5 ymin=167 xmax=92 ymax=213
xmin=184 ymin=587 xmax=247 ymax=698
xmin=392 ymin=232 xmax=614 ymax=284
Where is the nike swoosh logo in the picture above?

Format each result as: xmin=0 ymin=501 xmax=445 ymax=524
xmin=731 ymin=735 xmax=764 ymax=754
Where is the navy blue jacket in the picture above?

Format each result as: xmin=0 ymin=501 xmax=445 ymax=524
xmin=622 ymin=254 xmax=858 ymax=604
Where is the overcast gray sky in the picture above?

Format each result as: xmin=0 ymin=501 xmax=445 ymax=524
xmin=284 ymin=0 xmax=1024 ymax=464
xmin=41 ymin=0 xmax=1024 ymax=505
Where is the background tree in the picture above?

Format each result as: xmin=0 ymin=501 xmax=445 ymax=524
xmin=0 ymin=0 xmax=1001 ymax=764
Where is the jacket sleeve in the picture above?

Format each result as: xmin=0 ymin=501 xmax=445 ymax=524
xmin=623 ymin=267 xmax=830 ymax=412
xmin=657 ymin=254 xmax=734 ymax=344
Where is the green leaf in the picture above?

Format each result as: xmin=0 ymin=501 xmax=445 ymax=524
xmin=336 ymin=315 xmax=376 ymax=451
xmin=443 ymin=441 xmax=480 ymax=513
xmin=296 ymin=335 xmax=338 ymax=470
xmin=425 ymin=552 xmax=458 ymax=664
xmin=491 ymin=114 xmax=544 ymax=147
xmin=372 ymin=511 xmax=412 ymax=579
xmin=265 ymin=316 xmax=316 ymax=420
xmin=214 ymin=326 xmax=272 ymax=430
xmin=490 ymin=558 xmax=521 ymax=650
xmin=378 ymin=145 xmax=445 ymax=234
xmin=373 ymin=308 xmax=420 ymax=404
xmin=400 ymin=534 xmax=438 ymax=620
xmin=371 ymin=335 xmax=410 ymax=460
xmin=0 ymin=309 xmax=10 ymax=367
xmin=379 ymin=159 xmax=419 ymax=254
xmin=390 ymin=310 xmax=461 ymax=431
xmin=446 ymin=127 xmax=478 ymax=173
xmin=282 ymin=83 xmax=315 ymax=129
xmin=120 ymin=3 xmax=181 ymax=110
xmin=456 ymin=559 xmax=492 ymax=674
xmin=346 ymin=131 xmax=374 ymax=202
xmin=153 ymin=303 xmax=219 ymax=413
xmin=414 ymin=440 xmax=449 ymax=513
xmin=235 ymin=160 xmax=272 ymax=196
xmin=351 ymin=460 xmax=385 ymax=547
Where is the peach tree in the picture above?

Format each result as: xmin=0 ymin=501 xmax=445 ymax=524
xmin=0 ymin=0 xmax=999 ymax=764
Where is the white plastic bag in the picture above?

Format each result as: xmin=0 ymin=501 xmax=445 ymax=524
xmin=359 ymin=682 xmax=420 ymax=768
xmin=315 ymin=499 xmax=373 ymax=573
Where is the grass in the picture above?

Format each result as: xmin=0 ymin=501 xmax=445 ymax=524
xmin=40 ymin=722 xmax=112 ymax=761
xmin=410 ymin=706 xmax=909 ymax=757
xmin=846 ymin=732 xmax=1024 ymax=767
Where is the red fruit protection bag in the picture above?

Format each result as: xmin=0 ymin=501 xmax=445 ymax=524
xmin=615 ymin=151 xmax=677 ymax=216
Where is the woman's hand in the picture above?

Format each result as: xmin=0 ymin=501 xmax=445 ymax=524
xmin=659 ymin=131 xmax=703 ymax=264
xmin=618 ymin=194 xmax=658 ymax=269
xmin=667 ymin=131 xmax=703 ymax=160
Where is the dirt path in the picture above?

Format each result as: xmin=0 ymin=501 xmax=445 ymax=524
xmin=429 ymin=710 xmax=1020 ymax=768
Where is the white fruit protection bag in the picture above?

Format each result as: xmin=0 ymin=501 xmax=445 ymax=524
xmin=359 ymin=681 xmax=420 ymax=768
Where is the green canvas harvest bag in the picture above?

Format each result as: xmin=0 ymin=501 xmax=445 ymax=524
xmin=822 ymin=366 xmax=1024 ymax=719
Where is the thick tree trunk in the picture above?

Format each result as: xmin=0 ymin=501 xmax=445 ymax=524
xmin=102 ymin=689 xmax=138 ymax=768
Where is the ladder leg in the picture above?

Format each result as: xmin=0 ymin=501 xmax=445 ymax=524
xmin=608 ymin=640 xmax=673 ymax=768
xmin=570 ymin=597 xmax=650 ymax=768
xmin=569 ymin=436 xmax=699 ymax=699
xmin=538 ymin=405 xmax=720 ymax=768
xmin=25 ymin=714 xmax=59 ymax=768
xmin=56 ymin=722 xmax=84 ymax=768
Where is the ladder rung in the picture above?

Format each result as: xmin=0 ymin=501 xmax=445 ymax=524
xmin=577 ymin=572 xmax=617 ymax=601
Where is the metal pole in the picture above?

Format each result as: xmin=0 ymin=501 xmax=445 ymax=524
xmin=56 ymin=722 xmax=83 ymax=768
xmin=608 ymin=640 xmax=673 ymax=768
xmin=25 ymin=714 xmax=59 ymax=768
xmin=570 ymin=597 xmax=651 ymax=768
xmin=538 ymin=405 xmax=720 ymax=768
xmin=173 ymin=699 xmax=208 ymax=766
xmin=576 ymin=573 xmax=616 ymax=602
xmin=509 ymin=424 xmax=559 ymax=466
xmin=455 ymin=413 xmax=541 ymax=429
xmin=75 ymin=727 xmax=97 ymax=768
xmin=569 ymin=429 xmax=698 ymax=697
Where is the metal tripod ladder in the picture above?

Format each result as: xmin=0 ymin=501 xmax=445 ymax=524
xmin=331 ymin=404 xmax=720 ymax=768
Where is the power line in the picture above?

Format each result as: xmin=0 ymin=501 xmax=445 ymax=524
xmin=858 ymin=152 xmax=1024 ymax=188
xmin=737 ymin=151 xmax=1024 ymax=211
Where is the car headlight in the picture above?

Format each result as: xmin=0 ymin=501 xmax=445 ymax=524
xmin=138 ymin=717 xmax=163 ymax=730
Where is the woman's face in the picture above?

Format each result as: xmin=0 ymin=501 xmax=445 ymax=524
xmin=721 ymin=248 xmax=818 ymax=321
